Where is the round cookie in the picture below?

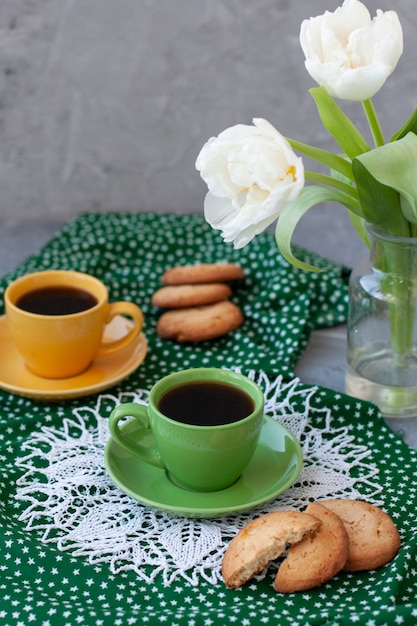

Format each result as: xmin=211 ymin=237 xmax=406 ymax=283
xmin=151 ymin=283 xmax=232 ymax=309
xmin=222 ymin=511 xmax=322 ymax=589
xmin=162 ymin=263 xmax=244 ymax=285
xmin=156 ymin=301 xmax=244 ymax=342
xmin=320 ymin=499 xmax=401 ymax=572
xmin=274 ymin=502 xmax=349 ymax=593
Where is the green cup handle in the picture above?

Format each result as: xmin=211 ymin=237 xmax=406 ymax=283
xmin=108 ymin=403 xmax=164 ymax=469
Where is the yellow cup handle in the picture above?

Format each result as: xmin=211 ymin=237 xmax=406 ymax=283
xmin=96 ymin=301 xmax=144 ymax=358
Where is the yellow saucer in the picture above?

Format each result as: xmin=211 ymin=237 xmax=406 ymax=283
xmin=0 ymin=315 xmax=147 ymax=400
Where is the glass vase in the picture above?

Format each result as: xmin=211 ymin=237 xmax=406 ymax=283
xmin=345 ymin=224 xmax=417 ymax=419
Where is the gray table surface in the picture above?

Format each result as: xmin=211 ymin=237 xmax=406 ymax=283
xmin=0 ymin=217 xmax=416 ymax=451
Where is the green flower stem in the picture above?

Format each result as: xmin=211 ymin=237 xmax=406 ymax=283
xmin=362 ymin=99 xmax=385 ymax=147
xmin=305 ymin=171 xmax=359 ymax=205
xmin=383 ymin=259 xmax=415 ymax=360
xmin=287 ymin=137 xmax=353 ymax=180
xmin=373 ymin=229 xmax=417 ymax=359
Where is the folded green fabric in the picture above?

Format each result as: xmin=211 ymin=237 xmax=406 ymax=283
xmin=0 ymin=212 xmax=349 ymax=379
xmin=0 ymin=212 xmax=416 ymax=626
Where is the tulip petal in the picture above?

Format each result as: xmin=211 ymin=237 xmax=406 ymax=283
xmin=196 ymin=119 xmax=304 ymax=249
xmin=300 ymin=0 xmax=403 ymax=101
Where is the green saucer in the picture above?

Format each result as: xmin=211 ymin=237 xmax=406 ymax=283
xmin=104 ymin=415 xmax=303 ymax=518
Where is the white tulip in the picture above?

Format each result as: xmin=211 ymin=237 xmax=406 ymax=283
xmin=195 ymin=118 xmax=304 ymax=249
xmin=300 ymin=0 xmax=403 ymax=101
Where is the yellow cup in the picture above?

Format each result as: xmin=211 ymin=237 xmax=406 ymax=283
xmin=5 ymin=270 xmax=144 ymax=379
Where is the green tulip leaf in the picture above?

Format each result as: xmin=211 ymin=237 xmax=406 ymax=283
xmin=275 ymin=185 xmax=363 ymax=272
xmin=390 ymin=107 xmax=417 ymax=141
xmin=288 ymin=137 xmax=354 ymax=181
xmin=309 ymin=87 xmax=371 ymax=159
xmin=353 ymin=133 xmax=417 ymax=235
xmin=352 ymin=160 xmax=405 ymax=235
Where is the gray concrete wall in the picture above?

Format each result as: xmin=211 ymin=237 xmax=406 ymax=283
xmin=0 ymin=0 xmax=416 ymax=222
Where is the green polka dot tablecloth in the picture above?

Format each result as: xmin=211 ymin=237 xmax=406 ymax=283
xmin=0 ymin=212 xmax=416 ymax=626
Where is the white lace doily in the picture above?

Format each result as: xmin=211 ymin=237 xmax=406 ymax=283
xmin=15 ymin=372 xmax=381 ymax=587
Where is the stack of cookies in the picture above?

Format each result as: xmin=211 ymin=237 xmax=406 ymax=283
xmin=152 ymin=263 xmax=245 ymax=342
xmin=222 ymin=499 xmax=401 ymax=593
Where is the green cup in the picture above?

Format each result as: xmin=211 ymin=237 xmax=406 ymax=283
xmin=108 ymin=368 xmax=264 ymax=492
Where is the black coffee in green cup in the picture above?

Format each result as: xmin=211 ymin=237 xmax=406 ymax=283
xmin=108 ymin=368 xmax=264 ymax=492
xmin=157 ymin=380 xmax=255 ymax=426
